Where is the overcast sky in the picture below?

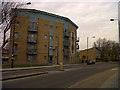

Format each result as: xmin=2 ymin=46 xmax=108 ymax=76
xmin=0 ymin=0 xmax=119 ymax=50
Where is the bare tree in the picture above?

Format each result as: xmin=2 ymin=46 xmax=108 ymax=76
xmin=0 ymin=0 xmax=26 ymax=48
xmin=94 ymin=38 xmax=120 ymax=61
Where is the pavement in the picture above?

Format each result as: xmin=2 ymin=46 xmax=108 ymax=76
xmin=1 ymin=62 xmax=103 ymax=72
xmin=2 ymin=64 xmax=84 ymax=81
xmin=69 ymin=67 xmax=118 ymax=88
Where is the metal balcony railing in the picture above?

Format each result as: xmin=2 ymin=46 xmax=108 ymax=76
xmin=28 ymin=39 xmax=37 ymax=43
xmin=64 ymin=32 xmax=70 ymax=37
xmin=76 ymin=44 xmax=79 ymax=49
xmin=27 ymin=49 xmax=37 ymax=54
xmin=64 ymin=49 xmax=70 ymax=55
xmin=64 ymin=40 xmax=70 ymax=46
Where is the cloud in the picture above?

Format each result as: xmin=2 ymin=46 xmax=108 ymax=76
xmin=28 ymin=2 xmax=118 ymax=50
xmin=1 ymin=1 xmax=118 ymax=49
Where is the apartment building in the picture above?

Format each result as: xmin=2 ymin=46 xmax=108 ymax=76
xmin=8 ymin=9 xmax=79 ymax=65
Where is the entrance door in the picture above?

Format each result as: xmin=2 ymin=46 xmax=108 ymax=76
xmin=49 ymin=56 xmax=53 ymax=63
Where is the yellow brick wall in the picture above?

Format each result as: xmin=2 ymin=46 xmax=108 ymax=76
xmin=8 ymin=16 xmax=29 ymax=65
xmin=53 ymin=22 xmax=64 ymax=64
xmin=37 ymin=18 xmax=50 ymax=65
xmin=80 ymin=48 xmax=97 ymax=61
xmin=68 ymin=26 xmax=77 ymax=64
xmin=8 ymin=16 xmax=77 ymax=65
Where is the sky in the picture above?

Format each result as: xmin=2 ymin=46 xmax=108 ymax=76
xmin=0 ymin=0 xmax=119 ymax=50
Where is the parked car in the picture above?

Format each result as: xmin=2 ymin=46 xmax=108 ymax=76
xmin=86 ymin=60 xmax=95 ymax=65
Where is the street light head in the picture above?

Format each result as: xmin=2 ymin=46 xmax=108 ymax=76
xmin=26 ymin=2 xmax=31 ymax=5
xmin=110 ymin=19 xmax=115 ymax=21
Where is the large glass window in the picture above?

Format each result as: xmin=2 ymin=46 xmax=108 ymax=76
xmin=29 ymin=22 xmax=37 ymax=30
xmin=28 ymin=55 xmax=36 ymax=61
xmin=28 ymin=32 xmax=37 ymax=42
xmin=50 ymin=25 xmax=53 ymax=30
xmin=28 ymin=43 xmax=36 ymax=49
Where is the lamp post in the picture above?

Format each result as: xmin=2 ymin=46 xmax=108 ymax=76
xmin=11 ymin=2 xmax=31 ymax=68
xmin=87 ymin=36 xmax=95 ymax=61
xmin=110 ymin=18 xmax=120 ymax=43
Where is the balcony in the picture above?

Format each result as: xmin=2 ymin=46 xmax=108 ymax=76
xmin=28 ymin=22 xmax=38 ymax=32
xmin=76 ymin=44 xmax=79 ymax=50
xmin=28 ymin=39 xmax=37 ymax=43
xmin=76 ymin=37 xmax=79 ymax=42
xmin=28 ymin=28 xmax=38 ymax=32
xmin=64 ymin=32 xmax=70 ymax=37
xmin=64 ymin=40 xmax=70 ymax=46
xmin=27 ymin=49 xmax=37 ymax=54
xmin=64 ymin=49 xmax=70 ymax=56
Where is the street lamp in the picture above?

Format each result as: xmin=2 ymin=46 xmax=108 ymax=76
xmin=11 ymin=2 xmax=31 ymax=68
xmin=110 ymin=18 xmax=120 ymax=43
xmin=87 ymin=36 xmax=95 ymax=61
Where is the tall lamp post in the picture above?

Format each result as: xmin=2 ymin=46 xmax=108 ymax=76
xmin=110 ymin=18 xmax=120 ymax=43
xmin=87 ymin=36 xmax=95 ymax=61
xmin=11 ymin=2 xmax=31 ymax=68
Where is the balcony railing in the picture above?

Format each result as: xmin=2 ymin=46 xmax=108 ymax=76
xmin=27 ymin=49 xmax=37 ymax=54
xmin=64 ymin=32 xmax=70 ymax=37
xmin=76 ymin=37 xmax=79 ymax=42
xmin=28 ymin=39 xmax=37 ymax=43
xmin=76 ymin=44 xmax=79 ymax=50
xmin=64 ymin=49 xmax=70 ymax=55
xmin=28 ymin=28 xmax=38 ymax=32
xmin=64 ymin=40 xmax=70 ymax=46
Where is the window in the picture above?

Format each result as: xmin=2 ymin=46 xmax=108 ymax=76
xmin=50 ymin=36 xmax=53 ymax=40
xmin=44 ymin=45 xmax=47 ymax=49
xmin=55 ymin=56 xmax=57 ymax=60
xmin=45 ymin=24 xmax=48 ymax=30
xmin=28 ymin=55 xmax=36 ymax=61
xmin=55 ymin=46 xmax=58 ymax=50
xmin=49 ymin=46 xmax=52 ymax=49
xmin=15 ymin=21 xmax=19 ymax=28
xmin=29 ymin=22 xmax=37 ymax=30
xmin=44 ymin=56 xmax=46 ymax=60
xmin=45 ymin=34 xmax=47 ymax=39
xmin=14 ymin=32 xmax=18 ymax=39
xmin=72 ymin=46 xmax=74 ymax=53
xmin=56 ymin=26 xmax=58 ymax=30
xmin=50 ymin=25 xmax=53 ymax=30
xmin=13 ymin=55 xmax=17 ymax=61
xmin=72 ymin=32 xmax=74 ymax=38
xmin=56 ymin=36 xmax=58 ymax=40
xmin=64 ymin=29 xmax=66 ymax=32
xmin=28 ymin=32 xmax=37 ymax=42
xmin=14 ymin=43 xmax=17 ymax=51
xmin=28 ymin=43 xmax=36 ymax=49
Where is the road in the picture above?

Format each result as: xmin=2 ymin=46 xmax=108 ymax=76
xmin=2 ymin=62 xmax=119 ymax=88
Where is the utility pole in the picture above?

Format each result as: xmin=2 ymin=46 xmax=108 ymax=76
xmin=11 ymin=8 xmax=16 ymax=68
xmin=87 ymin=37 xmax=89 ymax=61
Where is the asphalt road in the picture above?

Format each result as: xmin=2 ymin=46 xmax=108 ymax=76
xmin=2 ymin=62 xmax=118 ymax=88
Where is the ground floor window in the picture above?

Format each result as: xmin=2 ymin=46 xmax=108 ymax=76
xmin=28 ymin=55 xmax=36 ymax=61
xmin=13 ymin=55 xmax=17 ymax=61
